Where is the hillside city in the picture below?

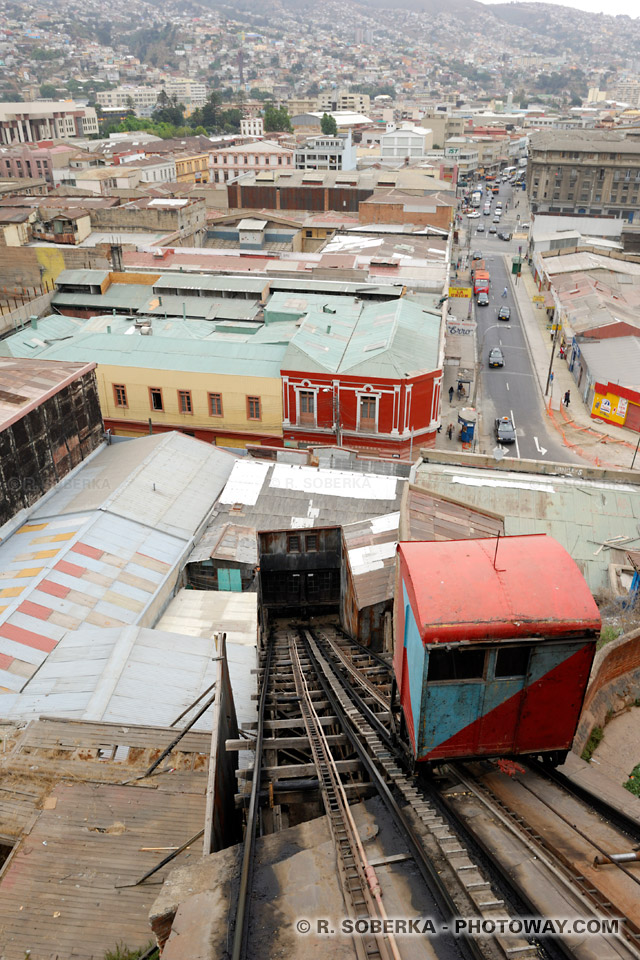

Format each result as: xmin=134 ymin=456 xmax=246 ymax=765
xmin=0 ymin=0 xmax=640 ymax=958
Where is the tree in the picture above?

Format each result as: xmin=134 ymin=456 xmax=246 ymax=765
xmin=263 ymin=103 xmax=292 ymax=133
xmin=39 ymin=83 xmax=57 ymax=99
xmin=320 ymin=112 xmax=337 ymax=136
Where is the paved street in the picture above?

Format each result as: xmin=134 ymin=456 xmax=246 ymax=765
xmin=460 ymin=180 xmax=582 ymax=464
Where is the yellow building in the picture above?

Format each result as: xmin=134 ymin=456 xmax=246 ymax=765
xmin=3 ymin=314 xmax=285 ymax=448
xmin=175 ymin=152 xmax=210 ymax=184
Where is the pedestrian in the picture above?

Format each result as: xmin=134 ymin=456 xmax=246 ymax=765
xmin=502 ymin=286 xmax=508 ymax=298
xmin=559 ymin=346 xmax=565 ymax=360
xmin=564 ymin=390 xmax=571 ymax=408
xmin=449 ymin=385 xmax=454 ymax=404
xmin=447 ymin=423 xmax=454 ymax=440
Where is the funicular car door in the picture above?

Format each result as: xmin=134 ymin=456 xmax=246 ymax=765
xmin=474 ymin=644 xmax=531 ymax=756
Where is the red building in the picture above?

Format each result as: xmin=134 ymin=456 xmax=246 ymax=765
xmin=281 ymin=298 xmax=444 ymax=456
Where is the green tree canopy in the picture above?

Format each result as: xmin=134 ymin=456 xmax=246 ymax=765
xmin=263 ymin=103 xmax=292 ymax=133
xmin=320 ymin=112 xmax=338 ymax=136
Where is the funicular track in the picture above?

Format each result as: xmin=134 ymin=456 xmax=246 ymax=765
xmin=229 ymin=620 xmax=640 ymax=960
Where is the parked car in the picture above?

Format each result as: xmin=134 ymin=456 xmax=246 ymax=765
xmin=489 ymin=225 xmax=497 ymax=234
xmin=495 ymin=416 xmax=516 ymax=444
xmin=477 ymin=292 xmax=490 ymax=306
xmin=520 ymin=221 xmax=530 ymax=229
xmin=498 ymin=231 xmax=512 ymax=241
xmin=498 ymin=306 xmax=511 ymax=320
xmin=476 ymin=223 xmax=485 ymax=233
xmin=488 ymin=347 xmax=505 ymax=368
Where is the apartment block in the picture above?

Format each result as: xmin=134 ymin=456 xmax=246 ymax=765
xmin=0 ymin=102 xmax=98 ymax=143
xmin=528 ymin=131 xmax=640 ymax=221
xmin=96 ymin=86 xmax=161 ymax=115
xmin=295 ymin=132 xmax=356 ymax=172
xmin=210 ymin=140 xmax=294 ymax=183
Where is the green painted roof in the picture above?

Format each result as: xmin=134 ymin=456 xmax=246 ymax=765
xmin=0 ymin=313 xmax=286 ymax=376
xmin=283 ymin=297 xmax=441 ymax=376
xmin=264 ymin=292 xmax=362 ymax=325
xmin=55 ymin=268 xmax=111 ymax=287
xmin=154 ymin=273 xmax=268 ymax=294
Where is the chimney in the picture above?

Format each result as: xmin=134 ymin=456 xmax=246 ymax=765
xmin=326 ymin=324 xmax=331 ymax=333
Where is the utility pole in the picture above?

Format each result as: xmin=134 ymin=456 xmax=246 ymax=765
xmin=334 ymin=389 xmax=341 ymax=447
xmin=545 ymin=323 xmax=559 ymax=397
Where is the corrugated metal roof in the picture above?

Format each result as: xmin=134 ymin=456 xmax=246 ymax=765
xmin=412 ymin=460 xmax=640 ymax=594
xmin=343 ymin=512 xmax=399 ymax=609
xmin=154 ymin=273 xmax=269 ymax=294
xmin=0 ymin=357 xmax=95 ymax=431
xmin=55 ymin=268 xmax=110 ymax=287
xmin=283 ymin=298 xmax=441 ymax=375
xmin=3 ymin=625 xmax=221 ymax=730
xmin=0 ymin=434 xmax=237 ymax=689
xmin=2 ymin=324 xmax=288 ymax=378
xmin=52 ymin=286 xmax=152 ymax=310
xmin=0 ymin=781 xmax=205 ymax=959
xmin=578 ymin=335 xmax=640 ymax=390
xmin=401 ymin=485 xmax=504 ymax=542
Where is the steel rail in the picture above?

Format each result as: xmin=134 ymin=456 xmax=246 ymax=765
xmin=302 ymin=627 xmax=487 ymax=960
xmin=230 ymin=636 xmax=274 ymax=960
xmin=289 ymin=634 xmax=401 ymax=960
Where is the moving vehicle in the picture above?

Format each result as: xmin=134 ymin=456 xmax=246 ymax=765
xmin=495 ymin=415 xmax=516 ymax=444
xmin=471 ymin=250 xmax=483 ymax=260
xmin=488 ymin=346 xmax=504 ymax=367
xmin=498 ymin=231 xmax=512 ymax=241
xmin=467 ymin=211 xmax=480 ymax=218
xmin=393 ymin=535 xmax=600 ymax=765
xmin=483 ymin=205 xmax=492 ymax=216
xmin=471 ymin=190 xmax=482 ymax=207
xmin=489 ymin=225 xmax=497 ymax=234
xmin=493 ymin=215 xmax=501 ymax=223
xmin=476 ymin=291 xmax=489 ymax=306
xmin=498 ymin=306 xmax=511 ymax=320
xmin=474 ymin=269 xmax=490 ymax=295
xmin=476 ymin=223 xmax=485 ymax=233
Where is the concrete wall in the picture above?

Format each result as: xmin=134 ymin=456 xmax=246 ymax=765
xmin=573 ymin=626 xmax=640 ymax=753
xmin=0 ymin=291 xmax=54 ymax=338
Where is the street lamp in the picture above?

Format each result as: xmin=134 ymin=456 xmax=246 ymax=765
xmin=322 ymin=387 xmax=340 ymax=446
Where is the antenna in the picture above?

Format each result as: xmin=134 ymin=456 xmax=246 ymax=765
xmin=492 ymin=531 xmax=506 ymax=572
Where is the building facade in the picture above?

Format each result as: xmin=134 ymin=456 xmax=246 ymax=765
xmin=210 ymin=140 xmax=294 ymax=183
xmin=380 ymin=124 xmax=433 ymax=162
xmin=0 ymin=358 xmax=103 ymax=527
xmin=241 ymin=118 xmax=264 ymax=138
xmin=96 ymin=86 xmax=160 ymax=114
xmin=294 ymin=132 xmax=356 ymax=171
xmin=0 ymin=102 xmax=99 ymax=143
xmin=528 ymin=131 xmax=640 ymax=221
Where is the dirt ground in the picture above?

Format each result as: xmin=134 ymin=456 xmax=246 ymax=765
xmin=590 ymin=706 xmax=640 ymax=787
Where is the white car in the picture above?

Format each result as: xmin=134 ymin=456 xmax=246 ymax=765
xmin=467 ymin=211 xmax=481 ymax=218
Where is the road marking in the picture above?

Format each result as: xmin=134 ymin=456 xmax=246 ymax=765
xmin=534 ymin=436 xmax=547 ymax=456
xmin=510 ymin=408 xmax=521 ymax=460
xmin=506 ymin=382 xmax=510 ymax=391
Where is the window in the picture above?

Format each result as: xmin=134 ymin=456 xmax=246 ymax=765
xmin=209 ymin=392 xmax=223 ymax=417
xmin=299 ymin=389 xmax=315 ymax=424
xmin=359 ymin=395 xmax=377 ymax=431
xmin=305 ymin=229 xmax=313 ymax=237
xmin=178 ymin=390 xmax=193 ymax=414
xmin=306 ymin=534 xmax=318 ymax=552
xmin=113 ymin=384 xmax=127 ymax=408
xmin=427 ymin=647 xmax=486 ymax=682
xmin=495 ymin=646 xmax=530 ymax=678
xmin=149 ymin=387 xmax=163 ymax=412
xmin=288 ymin=535 xmax=300 ymax=553
xmin=247 ymin=396 xmax=261 ymax=420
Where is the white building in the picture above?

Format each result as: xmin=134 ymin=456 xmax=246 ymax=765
xmin=210 ymin=140 xmax=294 ymax=182
xmin=241 ymin=117 xmax=264 ymax=138
xmin=316 ymin=91 xmax=371 ymax=114
xmin=163 ymin=79 xmax=208 ymax=108
xmin=294 ymin=131 xmax=356 ymax=171
xmin=379 ymin=123 xmax=433 ymax=162
xmin=96 ymin=86 xmax=161 ymax=115
xmin=0 ymin=101 xmax=99 ymax=143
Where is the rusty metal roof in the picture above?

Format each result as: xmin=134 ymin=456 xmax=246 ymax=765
xmin=0 ymin=780 xmax=206 ymax=959
xmin=0 ymin=357 xmax=96 ymax=433
xmin=343 ymin=512 xmax=399 ymax=610
xmin=400 ymin=484 xmax=504 ymax=542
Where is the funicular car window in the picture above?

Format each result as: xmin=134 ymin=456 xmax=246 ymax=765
xmin=427 ymin=647 xmax=486 ymax=682
xmin=495 ymin=646 xmax=530 ymax=678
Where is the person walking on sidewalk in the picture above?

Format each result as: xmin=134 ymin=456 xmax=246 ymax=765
xmin=449 ymin=385 xmax=454 ymax=404
xmin=502 ymin=286 xmax=508 ymax=298
xmin=447 ymin=423 xmax=454 ymax=440
xmin=564 ymin=390 xmax=571 ymax=408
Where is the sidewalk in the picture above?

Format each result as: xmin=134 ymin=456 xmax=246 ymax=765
xmin=507 ymin=259 xmax=639 ymax=471
xmin=435 ymin=265 xmax=477 ymax=451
